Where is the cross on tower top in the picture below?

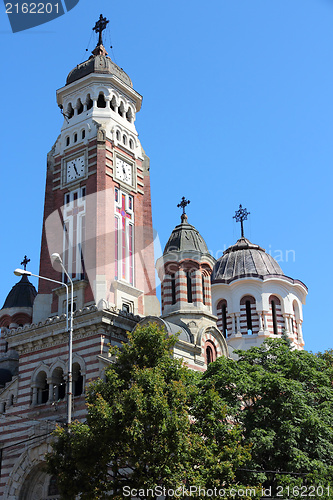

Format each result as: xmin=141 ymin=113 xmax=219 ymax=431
xmin=233 ymin=204 xmax=250 ymax=238
xmin=177 ymin=197 xmax=190 ymax=223
xmin=21 ymin=255 xmax=30 ymax=271
xmin=92 ymin=14 xmax=109 ymax=47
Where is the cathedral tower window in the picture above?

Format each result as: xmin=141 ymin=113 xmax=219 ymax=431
xmin=110 ymin=96 xmax=116 ymax=111
xmin=73 ymin=133 xmax=77 ymax=143
xmin=81 ymin=129 xmax=85 ymax=140
xmin=126 ymin=107 xmax=133 ymax=123
xmin=36 ymin=371 xmax=49 ymax=404
xmin=240 ymin=295 xmax=256 ymax=335
xmin=52 ymin=367 xmax=66 ymax=401
xmin=205 ymin=341 xmax=217 ymax=365
xmin=270 ymin=299 xmax=278 ymax=335
xmin=97 ymin=92 xmax=106 ymax=108
xmin=186 ymin=272 xmax=193 ymax=303
xmin=73 ymin=362 xmax=83 ymax=397
xmin=171 ymin=273 xmax=176 ymax=304
xmin=66 ymin=137 xmax=70 ymax=147
xmin=67 ymin=103 xmax=74 ymax=119
xmin=77 ymin=99 xmax=83 ymax=115
xmin=86 ymin=94 xmax=93 ymax=110
xmin=118 ymin=101 xmax=125 ymax=117
xmin=129 ymin=139 xmax=134 ymax=149
xmin=116 ymin=130 xmax=120 ymax=141
xmin=115 ymin=190 xmax=134 ymax=285
xmin=63 ymin=188 xmax=86 ymax=281
xmin=217 ymin=300 xmax=228 ymax=338
xmin=123 ymin=134 xmax=127 ymax=145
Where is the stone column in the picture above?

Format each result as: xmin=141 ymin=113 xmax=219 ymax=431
xmin=32 ymin=386 xmax=38 ymax=406
xmin=235 ymin=313 xmax=241 ymax=335
xmin=48 ymin=380 xmax=54 ymax=403
xmin=263 ymin=312 xmax=268 ymax=332
xmin=258 ymin=311 xmax=264 ymax=332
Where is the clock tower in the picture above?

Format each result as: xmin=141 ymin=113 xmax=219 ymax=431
xmin=33 ymin=16 xmax=160 ymax=322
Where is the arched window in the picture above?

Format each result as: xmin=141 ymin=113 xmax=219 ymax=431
xmin=269 ymin=295 xmax=282 ymax=336
xmin=240 ymin=296 xmax=256 ymax=335
xmin=129 ymin=139 xmax=134 ymax=149
xmin=186 ymin=272 xmax=193 ymax=303
xmin=217 ymin=300 xmax=228 ymax=338
xmin=118 ymin=101 xmax=125 ymax=117
xmin=270 ymin=299 xmax=278 ymax=335
xmin=81 ymin=129 xmax=86 ymax=140
xmin=86 ymin=94 xmax=93 ymax=110
xmin=73 ymin=133 xmax=77 ymax=143
xmin=205 ymin=341 xmax=217 ymax=365
xmin=47 ymin=475 xmax=60 ymax=497
xmin=116 ymin=130 xmax=120 ymax=141
xmin=66 ymin=136 xmax=70 ymax=147
xmin=97 ymin=93 xmax=106 ymax=108
xmin=123 ymin=134 xmax=127 ymax=145
xmin=67 ymin=103 xmax=74 ymax=119
xmin=126 ymin=107 xmax=133 ymax=123
xmin=36 ymin=371 xmax=49 ymax=404
xmin=77 ymin=99 xmax=83 ymax=115
xmin=73 ymin=362 xmax=83 ymax=397
xmin=52 ymin=367 xmax=66 ymax=401
xmin=171 ymin=273 xmax=176 ymax=305
xmin=110 ymin=96 xmax=116 ymax=111
xmin=202 ymin=275 xmax=206 ymax=305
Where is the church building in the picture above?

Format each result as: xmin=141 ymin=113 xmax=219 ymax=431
xmin=0 ymin=16 xmax=307 ymax=499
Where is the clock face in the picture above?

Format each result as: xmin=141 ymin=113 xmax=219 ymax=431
xmin=66 ymin=155 xmax=85 ymax=183
xmin=116 ymin=158 xmax=132 ymax=185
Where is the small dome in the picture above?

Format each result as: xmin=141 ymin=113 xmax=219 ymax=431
xmin=212 ymin=237 xmax=283 ymax=283
xmin=66 ymin=53 xmax=133 ymax=87
xmin=163 ymin=217 xmax=209 ymax=255
xmin=2 ymin=275 xmax=37 ymax=309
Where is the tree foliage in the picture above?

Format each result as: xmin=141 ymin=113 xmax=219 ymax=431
xmin=47 ymin=324 xmax=250 ymax=499
xmin=200 ymin=339 xmax=333 ymax=498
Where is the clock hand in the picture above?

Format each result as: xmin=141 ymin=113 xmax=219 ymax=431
xmin=74 ymin=165 xmax=78 ymax=175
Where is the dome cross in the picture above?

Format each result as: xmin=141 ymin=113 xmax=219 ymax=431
xmin=93 ymin=14 xmax=109 ymax=47
xmin=233 ymin=204 xmax=250 ymax=238
xmin=20 ymin=255 xmax=30 ymax=271
xmin=177 ymin=197 xmax=190 ymax=223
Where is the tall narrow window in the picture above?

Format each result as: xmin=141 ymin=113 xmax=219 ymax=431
xmin=171 ymin=273 xmax=176 ymax=305
xmin=63 ymin=187 xmax=86 ymax=281
xmin=271 ymin=300 xmax=278 ymax=335
xmin=97 ymin=93 xmax=106 ymax=108
xmin=115 ymin=190 xmax=134 ymax=285
xmin=186 ymin=272 xmax=193 ymax=303
xmin=246 ymin=300 xmax=252 ymax=334
xmin=202 ymin=275 xmax=206 ymax=305
xmin=222 ymin=303 xmax=227 ymax=337
xmin=206 ymin=346 xmax=213 ymax=365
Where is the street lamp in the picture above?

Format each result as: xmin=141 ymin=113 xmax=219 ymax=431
xmin=14 ymin=262 xmax=74 ymax=426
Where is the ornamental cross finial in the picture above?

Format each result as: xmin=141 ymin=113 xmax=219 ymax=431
xmin=21 ymin=255 xmax=30 ymax=271
xmin=177 ymin=197 xmax=190 ymax=223
xmin=233 ymin=204 xmax=250 ymax=238
xmin=93 ymin=14 xmax=109 ymax=46
xmin=177 ymin=197 xmax=190 ymax=214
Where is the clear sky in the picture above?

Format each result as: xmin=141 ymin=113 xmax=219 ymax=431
xmin=0 ymin=0 xmax=332 ymax=353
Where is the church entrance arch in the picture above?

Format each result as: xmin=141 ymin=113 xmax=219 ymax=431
xmin=18 ymin=463 xmax=59 ymax=500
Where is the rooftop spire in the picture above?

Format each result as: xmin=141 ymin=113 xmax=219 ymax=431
xmin=92 ymin=14 xmax=109 ymax=56
xmin=233 ymin=204 xmax=250 ymax=238
xmin=177 ymin=196 xmax=190 ymax=223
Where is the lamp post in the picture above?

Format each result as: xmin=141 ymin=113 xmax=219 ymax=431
xmin=14 ymin=264 xmax=74 ymax=426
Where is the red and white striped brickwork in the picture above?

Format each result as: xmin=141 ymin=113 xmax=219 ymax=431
xmin=0 ymin=307 xmax=138 ymax=497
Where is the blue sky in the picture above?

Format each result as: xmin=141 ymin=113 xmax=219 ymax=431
xmin=0 ymin=0 xmax=332 ymax=353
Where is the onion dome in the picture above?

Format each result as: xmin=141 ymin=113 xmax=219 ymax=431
xmin=2 ymin=275 xmax=37 ymax=309
xmin=66 ymin=51 xmax=133 ymax=87
xmin=212 ymin=237 xmax=283 ymax=283
xmin=163 ymin=216 xmax=210 ymax=255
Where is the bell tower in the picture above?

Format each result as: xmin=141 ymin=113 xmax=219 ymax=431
xmin=34 ymin=15 xmax=159 ymax=322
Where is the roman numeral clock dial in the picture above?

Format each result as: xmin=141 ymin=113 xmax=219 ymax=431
xmin=66 ymin=155 xmax=86 ymax=183
xmin=115 ymin=158 xmax=132 ymax=185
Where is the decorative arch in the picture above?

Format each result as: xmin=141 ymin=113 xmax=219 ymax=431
xmin=0 ymin=314 xmax=11 ymax=327
xmin=4 ymin=442 xmax=56 ymax=499
xmin=199 ymin=326 xmax=228 ymax=361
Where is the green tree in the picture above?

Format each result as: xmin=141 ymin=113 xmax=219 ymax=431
xmin=201 ymin=339 xmax=333 ymax=498
xmin=46 ymin=323 xmax=251 ymax=499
